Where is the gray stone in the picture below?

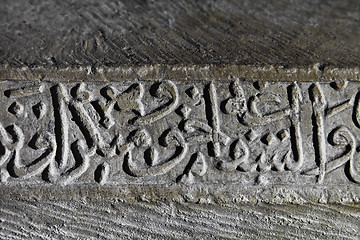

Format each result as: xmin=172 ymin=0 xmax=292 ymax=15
xmin=1 ymin=0 xmax=360 ymax=239
xmin=0 ymin=78 xmax=359 ymax=239
xmin=0 ymin=79 xmax=359 ymax=187
xmin=0 ymin=0 xmax=359 ymax=68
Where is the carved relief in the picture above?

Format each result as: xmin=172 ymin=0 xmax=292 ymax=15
xmin=303 ymin=82 xmax=360 ymax=183
xmin=0 ymin=80 xmax=359 ymax=185
xmin=184 ymin=83 xmax=230 ymax=158
xmin=221 ymin=80 xmax=304 ymax=176
xmin=134 ymin=81 xmax=179 ymax=125
xmin=123 ymin=128 xmax=188 ymax=177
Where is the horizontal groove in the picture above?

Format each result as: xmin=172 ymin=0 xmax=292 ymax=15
xmin=0 ymin=184 xmax=359 ymax=204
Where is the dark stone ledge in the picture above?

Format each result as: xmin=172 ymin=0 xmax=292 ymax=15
xmin=1 ymin=0 xmax=359 ymax=68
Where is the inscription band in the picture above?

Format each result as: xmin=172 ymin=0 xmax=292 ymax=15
xmin=0 ymin=79 xmax=359 ymax=186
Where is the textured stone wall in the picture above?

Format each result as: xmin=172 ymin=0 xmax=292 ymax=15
xmin=1 ymin=1 xmax=359 ymax=239
xmin=1 ymin=79 xmax=360 ymax=188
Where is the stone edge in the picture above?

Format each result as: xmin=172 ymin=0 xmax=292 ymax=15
xmin=0 ymin=64 xmax=359 ymax=82
xmin=0 ymin=184 xmax=359 ymax=205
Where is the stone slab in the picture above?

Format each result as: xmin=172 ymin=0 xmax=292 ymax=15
xmin=0 ymin=0 xmax=359 ymax=68
xmin=0 ymin=79 xmax=359 ymax=200
xmin=1 ymin=200 xmax=359 ymax=240
xmin=1 ymin=1 xmax=360 ymax=239
xmin=0 ymin=76 xmax=359 ymax=239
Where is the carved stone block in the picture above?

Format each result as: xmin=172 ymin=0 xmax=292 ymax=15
xmin=1 ymin=79 xmax=359 ymax=189
xmin=1 ymin=0 xmax=360 ymax=238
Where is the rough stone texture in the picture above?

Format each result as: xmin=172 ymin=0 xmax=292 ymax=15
xmin=1 ymin=200 xmax=359 ymax=240
xmin=1 ymin=0 xmax=360 ymax=239
xmin=0 ymin=0 xmax=359 ymax=68
xmin=1 ymin=80 xmax=360 ymax=189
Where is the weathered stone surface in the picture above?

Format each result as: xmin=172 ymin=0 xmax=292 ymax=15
xmin=1 ymin=0 xmax=360 ymax=239
xmin=0 ymin=78 xmax=359 ymax=238
xmin=0 ymin=0 xmax=359 ymax=68
xmin=1 ymin=79 xmax=360 ymax=189
xmin=1 ymin=200 xmax=359 ymax=240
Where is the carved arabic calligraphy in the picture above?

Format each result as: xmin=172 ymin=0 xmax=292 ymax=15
xmin=0 ymin=80 xmax=359 ymax=185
